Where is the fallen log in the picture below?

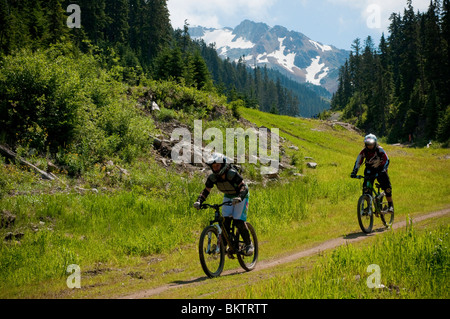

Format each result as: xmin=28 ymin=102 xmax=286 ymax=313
xmin=0 ymin=144 xmax=57 ymax=181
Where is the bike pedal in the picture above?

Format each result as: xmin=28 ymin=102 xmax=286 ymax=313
xmin=227 ymin=253 xmax=236 ymax=260
xmin=226 ymin=249 xmax=236 ymax=259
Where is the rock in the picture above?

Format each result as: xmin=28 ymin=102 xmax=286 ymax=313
xmin=266 ymin=173 xmax=279 ymax=179
xmin=1 ymin=211 xmax=16 ymax=229
xmin=116 ymin=165 xmax=130 ymax=177
xmin=75 ymin=187 xmax=99 ymax=194
xmin=151 ymin=101 xmax=160 ymax=112
xmin=289 ymin=146 xmax=299 ymax=151
xmin=4 ymin=232 xmax=24 ymax=241
xmin=293 ymin=173 xmax=305 ymax=177
xmin=259 ymin=126 xmax=272 ymax=133
xmin=307 ymin=162 xmax=318 ymax=169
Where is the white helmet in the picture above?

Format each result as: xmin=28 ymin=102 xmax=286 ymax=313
xmin=206 ymin=153 xmax=228 ymax=176
xmin=364 ymin=134 xmax=378 ymax=147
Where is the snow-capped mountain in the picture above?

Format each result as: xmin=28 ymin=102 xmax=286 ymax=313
xmin=190 ymin=20 xmax=350 ymax=94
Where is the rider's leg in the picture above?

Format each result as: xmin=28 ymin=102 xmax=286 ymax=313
xmin=231 ymin=197 xmax=254 ymax=256
xmin=223 ymin=217 xmax=233 ymax=240
xmin=363 ymin=168 xmax=375 ymax=196
xmin=378 ymin=171 xmax=394 ymax=210
xmin=222 ymin=197 xmax=235 ymax=249
xmin=234 ymin=220 xmax=250 ymax=245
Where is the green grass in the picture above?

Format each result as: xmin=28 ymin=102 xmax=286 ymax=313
xmin=0 ymin=107 xmax=449 ymax=298
xmin=236 ymin=221 xmax=449 ymax=299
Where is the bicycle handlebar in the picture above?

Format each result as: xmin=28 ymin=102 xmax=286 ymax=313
xmin=200 ymin=202 xmax=233 ymax=210
xmin=354 ymin=173 xmax=378 ymax=180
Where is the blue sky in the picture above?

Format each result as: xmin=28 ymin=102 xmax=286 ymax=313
xmin=168 ymin=0 xmax=431 ymax=51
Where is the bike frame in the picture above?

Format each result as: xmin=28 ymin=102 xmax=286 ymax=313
xmin=356 ymin=174 xmax=384 ymax=215
xmin=202 ymin=203 xmax=237 ymax=253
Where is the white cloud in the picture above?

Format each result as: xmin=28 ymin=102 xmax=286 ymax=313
xmin=328 ymin=0 xmax=431 ymax=32
xmin=167 ymin=0 xmax=278 ymax=29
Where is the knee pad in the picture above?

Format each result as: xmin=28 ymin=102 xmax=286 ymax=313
xmin=385 ymin=188 xmax=392 ymax=197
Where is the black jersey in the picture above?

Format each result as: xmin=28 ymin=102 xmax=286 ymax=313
xmin=205 ymin=168 xmax=249 ymax=199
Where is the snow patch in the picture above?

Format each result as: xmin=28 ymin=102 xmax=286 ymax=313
xmin=200 ymin=29 xmax=255 ymax=52
xmin=305 ymin=56 xmax=329 ymax=85
xmin=256 ymin=54 xmax=269 ymax=64
xmin=267 ymin=37 xmax=299 ymax=73
xmin=309 ymin=40 xmax=332 ymax=52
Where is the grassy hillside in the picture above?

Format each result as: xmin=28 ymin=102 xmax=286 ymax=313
xmin=1 ymin=102 xmax=449 ymax=298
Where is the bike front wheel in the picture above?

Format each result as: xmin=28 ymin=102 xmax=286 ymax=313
xmin=357 ymin=195 xmax=374 ymax=234
xmin=379 ymin=193 xmax=394 ymax=228
xmin=199 ymin=226 xmax=225 ymax=278
xmin=236 ymin=222 xmax=259 ymax=272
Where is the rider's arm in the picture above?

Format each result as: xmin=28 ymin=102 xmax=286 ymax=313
xmin=197 ymin=176 xmax=215 ymax=204
xmin=237 ymin=182 xmax=249 ymax=201
xmin=197 ymin=188 xmax=212 ymax=204
xmin=352 ymin=150 xmax=365 ymax=175
xmin=229 ymin=171 xmax=248 ymax=200
xmin=378 ymin=147 xmax=390 ymax=172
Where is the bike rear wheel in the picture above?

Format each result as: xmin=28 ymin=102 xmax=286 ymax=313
xmin=379 ymin=193 xmax=394 ymax=228
xmin=236 ymin=222 xmax=258 ymax=272
xmin=357 ymin=195 xmax=374 ymax=234
xmin=199 ymin=226 xmax=225 ymax=278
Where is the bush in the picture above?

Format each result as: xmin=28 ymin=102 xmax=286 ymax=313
xmin=0 ymin=49 xmax=156 ymax=175
xmin=229 ymin=99 xmax=244 ymax=119
xmin=0 ymin=49 xmax=83 ymax=151
xmin=149 ymin=79 xmax=224 ymax=115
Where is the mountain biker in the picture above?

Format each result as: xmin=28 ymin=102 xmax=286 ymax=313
xmin=351 ymin=134 xmax=394 ymax=213
xmin=194 ymin=153 xmax=254 ymax=257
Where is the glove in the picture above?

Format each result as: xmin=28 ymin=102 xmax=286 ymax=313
xmin=194 ymin=202 xmax=201 ymax=210
xmin=350 ymin=173 xmax=357 ymax=179
xmin=232 ymin=197 xmax=242 ymax=206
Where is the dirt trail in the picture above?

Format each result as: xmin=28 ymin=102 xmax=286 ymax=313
xmin=119 ymin=209 xmax=449 ymax=299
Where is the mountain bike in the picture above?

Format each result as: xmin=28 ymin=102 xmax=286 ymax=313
xmin=354 ymin=174 xmax=395 ymax=233
xmin=198 ymin=202 xmax=258 ymax=278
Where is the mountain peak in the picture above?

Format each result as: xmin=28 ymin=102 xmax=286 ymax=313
xmin=233 ymin=20 xmax=271 ymax=43
xmin=190 ymin=20 xmax=349 ymax=93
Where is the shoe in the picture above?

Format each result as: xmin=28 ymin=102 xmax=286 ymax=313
xmin=387 ymin=206 xmax=394 ymax=214
xmin=243 ymin=243 xmax=254 ymax=257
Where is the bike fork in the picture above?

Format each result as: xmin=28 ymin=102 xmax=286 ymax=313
xmin=364 ymin=195 xmax=374 ymax=216
xmin=207 ymin=225 xmax=223 ymax=255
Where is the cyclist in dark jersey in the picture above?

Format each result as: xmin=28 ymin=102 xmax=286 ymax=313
xmin=351 ymin=134 xmax=394 ymax=213
xmin=194 ymin=153 xmax=254 ymax=256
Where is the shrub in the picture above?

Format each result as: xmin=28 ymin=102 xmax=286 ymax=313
xmin=0 ymin=49 xmax=83 ymax=151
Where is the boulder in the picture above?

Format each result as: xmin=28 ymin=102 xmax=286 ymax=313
xmin=307 ymin=162 xmax=318 ymax=169
xmin=151 ymin=101 xmax=161 ymax=112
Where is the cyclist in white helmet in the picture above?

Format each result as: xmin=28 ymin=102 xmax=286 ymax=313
xmin=194 ymin=153 xmax=254 ymax=256
xmin=351 ymin=134 xmax=394 ymax=213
